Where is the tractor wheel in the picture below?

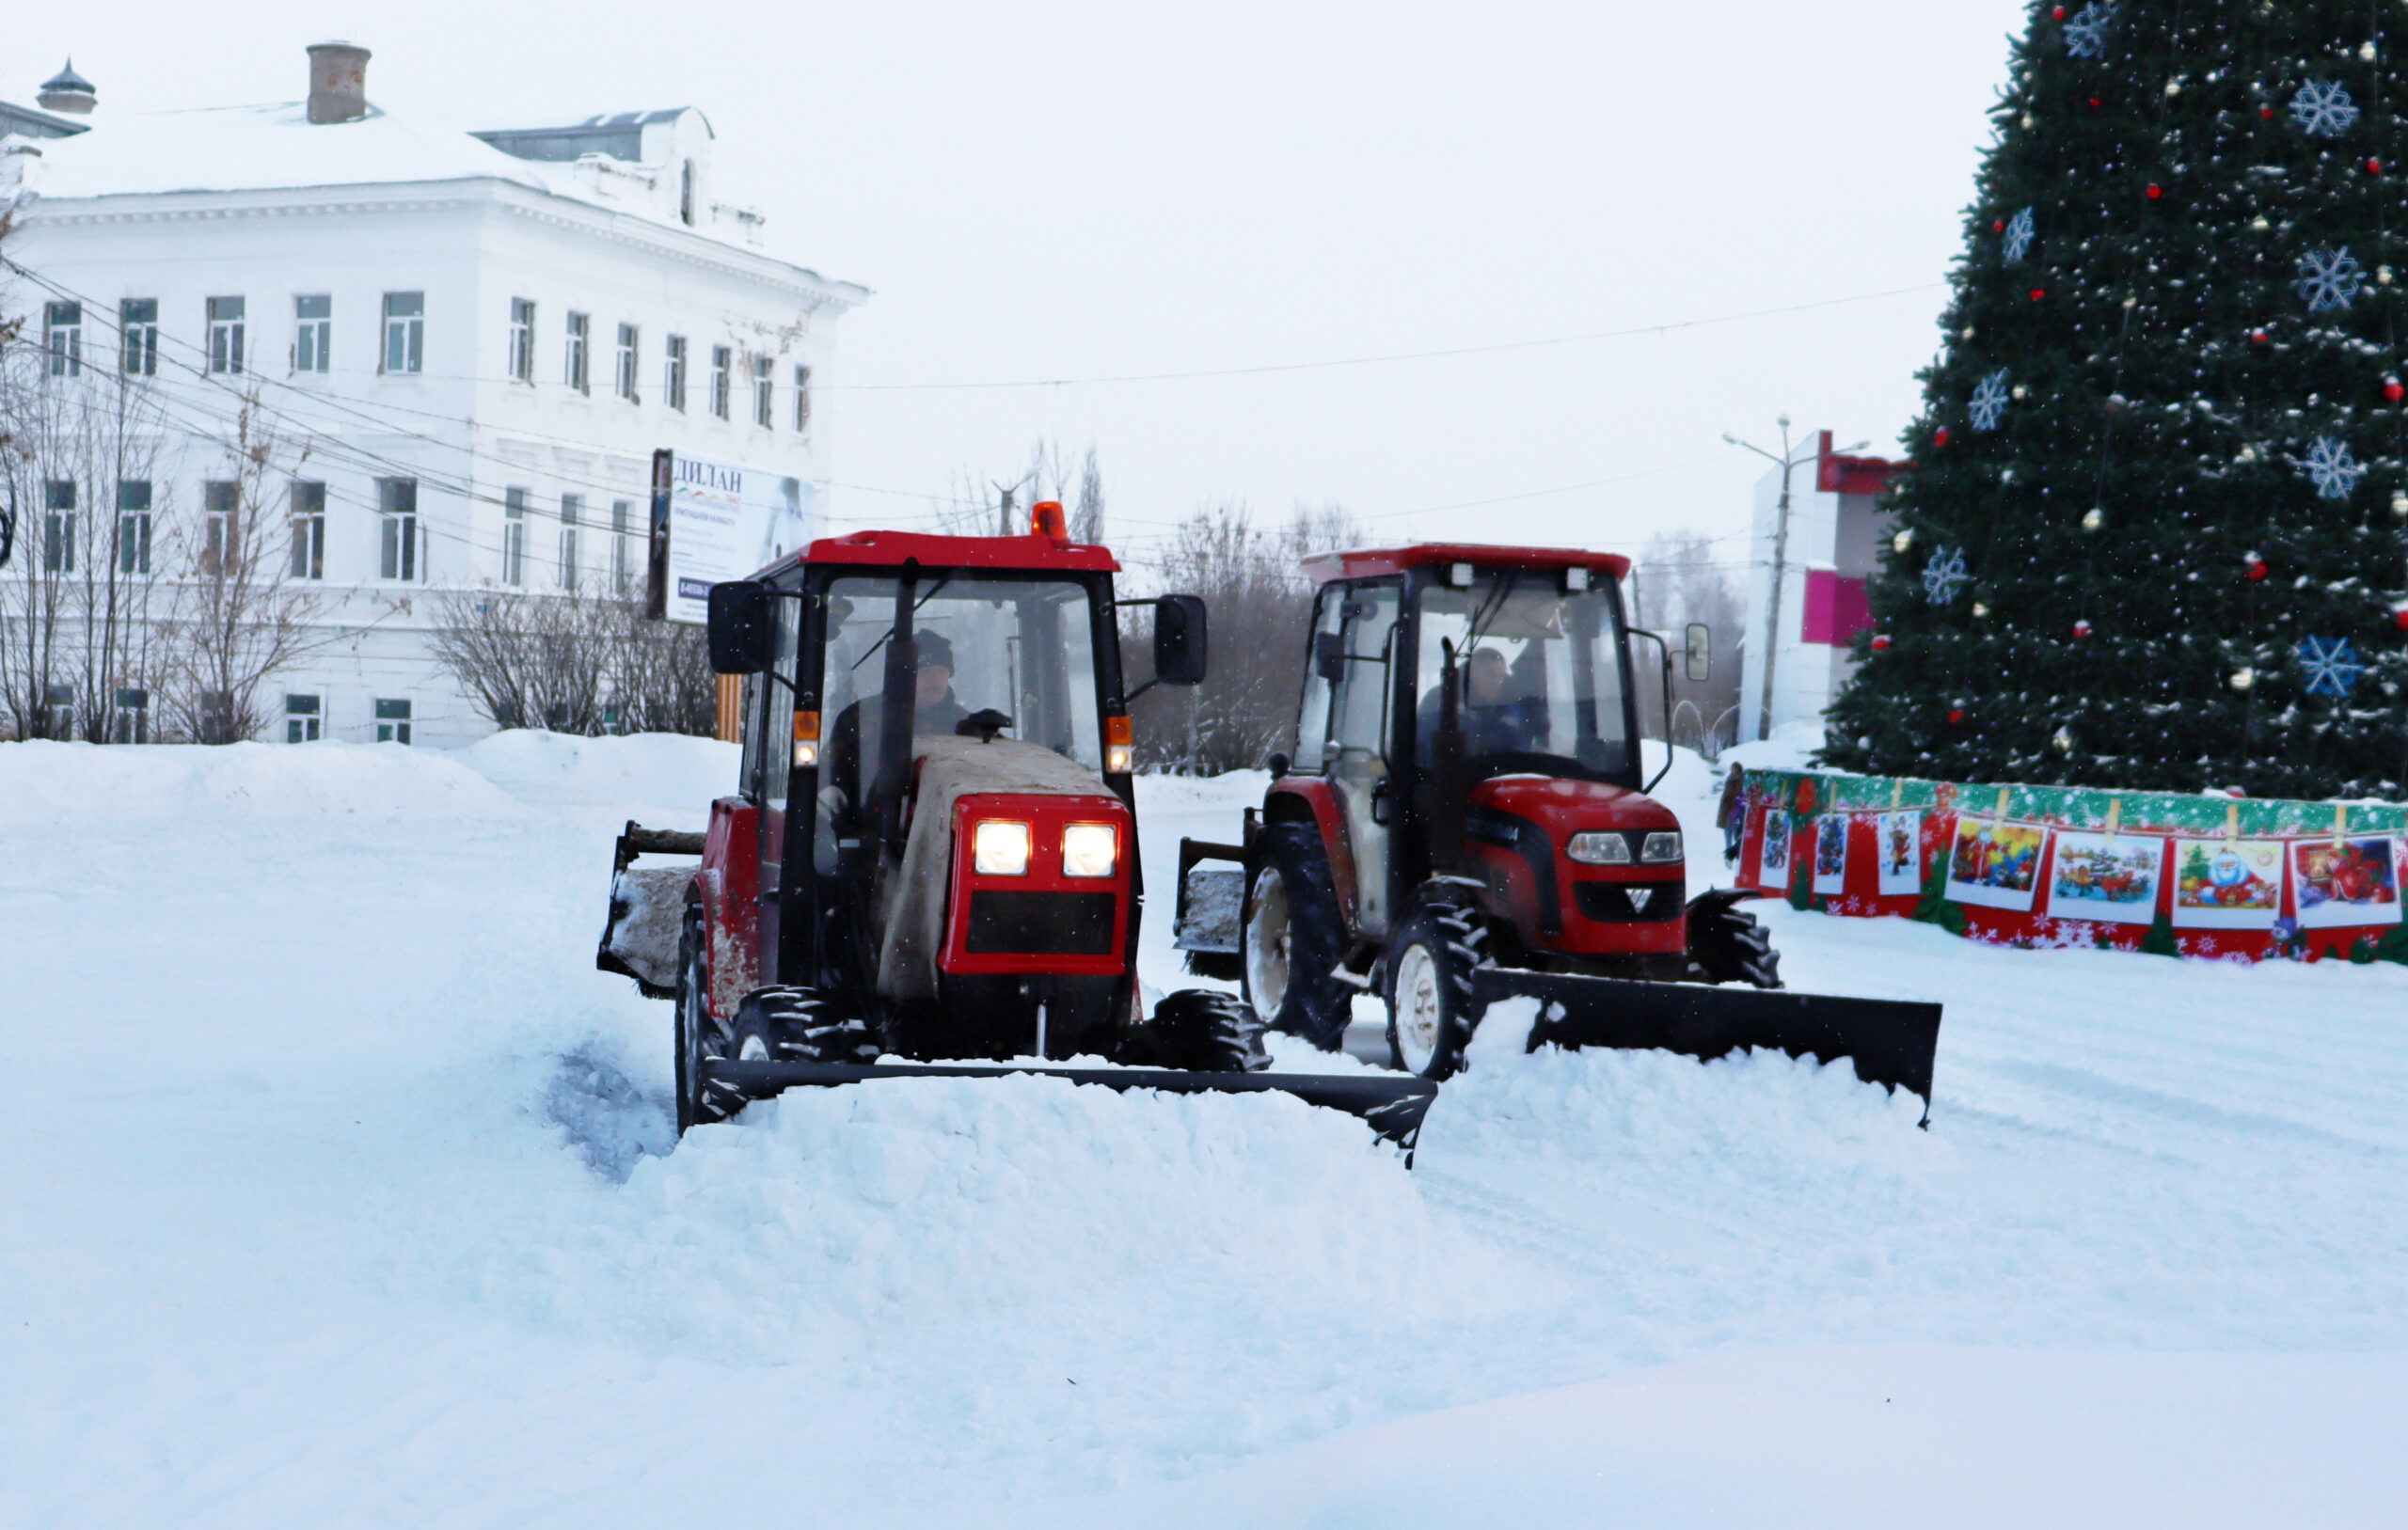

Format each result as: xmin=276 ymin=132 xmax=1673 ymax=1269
xmin=1384 ymin=897 xmax=1491 ymax=1080
xmin=673 ymin=905 xmax=736 ymax=1134
xmin=731 ymin=986 xmax=880 ymax=1065
xmin=1242 ymin=820 xmax=1351 ymax=1049
xmin=1118 ymin=989 xmax=1272 ymax=1073
xmin=1685 ymin=889 xmax=1783 ymax=989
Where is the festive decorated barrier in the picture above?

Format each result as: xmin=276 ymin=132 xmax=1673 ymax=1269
xmin=1735 ymin=769 xmax=2408 ymax=963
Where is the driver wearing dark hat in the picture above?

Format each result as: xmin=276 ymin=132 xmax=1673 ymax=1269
xmin=828 ymin=629 xmax=970 ymax=826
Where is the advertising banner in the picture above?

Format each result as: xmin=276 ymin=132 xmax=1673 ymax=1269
xmin=653 ymin=450 xmax=814 ymax=625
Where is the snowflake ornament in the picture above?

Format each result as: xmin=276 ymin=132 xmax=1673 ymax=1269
xmin=2295 ymin=247 xmax=2364 ymax=312
xmin=2063 ymin=3 xmax=2117 ymax=59
xmin=2291 ymin=80 xmax=2360 ymax=137
xmin=2298 ymin=636 xmax=2365 ymax=697
xmin=1969 ymin=370 xmax=2012 ymax=432
xmin=1922 ymin=545 xmax=1970 ymax=605
xmin=2002 ymin=208 xmax=2036 ymax=263
xmin=2302 ymin=436 xmax=2367 ymax=500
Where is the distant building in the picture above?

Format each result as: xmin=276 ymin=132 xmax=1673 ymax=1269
xmin=1736 ymin=431 xmax=1902 ymax=743
xmin=1 ymin=43 xmax=868 ymax=745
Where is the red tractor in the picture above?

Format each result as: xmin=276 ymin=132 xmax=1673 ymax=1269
xmin=1175 ymin=543 xmax=1941 ymax=1107
xmin=598 ymin=510 xmax=1434 ymax=1146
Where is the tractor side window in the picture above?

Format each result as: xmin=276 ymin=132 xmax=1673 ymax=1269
xmin=1292 ymin=586 xmax=1344 ymax=771
xmin=759 ymin=591 xmax=801 ymax=807
xmin=1328 ymin=584 xmax=1400 ymax=764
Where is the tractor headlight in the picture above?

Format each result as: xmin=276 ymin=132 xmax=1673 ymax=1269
xmin=1566 ymin=831 xmax=1631 ymax=865
xmin=1062 ymin=822 xmax=1119 ymax=878
xmin=973 ymin=819 xmax=1032 ymax=875
xmin=1640 ymin=830 xmax=1684 ymax=864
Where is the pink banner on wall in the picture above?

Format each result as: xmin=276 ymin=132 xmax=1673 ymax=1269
xmin=1800 ymin=570 xmax=1872 ymax=646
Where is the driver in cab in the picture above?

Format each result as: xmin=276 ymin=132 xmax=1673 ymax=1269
xmin=1419 ymin=646 xmax=1534 ymax=758
xmin=828 ymin=628 xmax=969 ymax=822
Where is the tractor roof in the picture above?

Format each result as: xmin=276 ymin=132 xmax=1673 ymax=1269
xmin=1301 ymin=543 xmax=1632 ymax=585
xmin=768 ymin=528 xmax=1121 ymax=577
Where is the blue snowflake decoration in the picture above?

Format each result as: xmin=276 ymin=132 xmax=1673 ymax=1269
xmin=2301 ymin=437 xmax=2367 ymax=500
xmin=1922 ymin=545 xmax=1969 ymax=605
xmin=2291 ymin=80 xmax=2360 ymax=137
xmin=2002 ymin=208 xmax=2036 ymax=263
xmin=2295 ymin=247 xmax=2363 ymax=312
xmin=2298 ymin=636 xmax=2364 ymax=697
xmin=1969 ymin=370 xmax=2012 ymax=432
xmin=2063 ymin=3 xmax=2116 ymax=58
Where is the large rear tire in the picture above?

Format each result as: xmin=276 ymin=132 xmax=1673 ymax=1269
xmin=1117 ymin=988 xmax=1272 ymax=1073
xmin=1685 ymin=889 xmax=1782 ymax=989
xmin=1384 ymin=897 xmax=1490 ymax=1080
xmin=731 ymin=986 xmax=881 ymax=1065
xmin=673 ymin=905 xmax=737 ymax=1134
xmin=1242 ymin=821 xmax=1351 ymax=1049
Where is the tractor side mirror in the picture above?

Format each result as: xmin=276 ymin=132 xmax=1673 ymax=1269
xmin=1313 ymin=630 xmax=1347 ymax=683
xmin=706 ymin=580 xmax=776 ymax=674
xmin=1686 ymin=623 xmax=1711 ymax=682
xmin=1154 ymin=594 xmax=1209 ymax=686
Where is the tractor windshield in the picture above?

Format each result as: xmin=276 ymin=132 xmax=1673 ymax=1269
xmin=820 ymin=572 xmax=1104 ymax=776
xmin=1415 ymin=572 xmax=1635 ymax=784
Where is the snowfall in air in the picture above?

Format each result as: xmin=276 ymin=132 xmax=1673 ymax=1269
xmin=3 ymin=732 xmax=2403 ymax=1527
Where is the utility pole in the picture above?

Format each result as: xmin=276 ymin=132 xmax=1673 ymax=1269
xmin=1723 ymin=418 xmax=1866 ymax=742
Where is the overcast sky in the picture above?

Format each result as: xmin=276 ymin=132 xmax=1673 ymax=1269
xmin=13 ymin=0 xmax=2030 ymax=577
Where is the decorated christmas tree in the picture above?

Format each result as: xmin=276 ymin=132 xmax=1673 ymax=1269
xmin=1823 ymin=1 xmax=2408 ymax=799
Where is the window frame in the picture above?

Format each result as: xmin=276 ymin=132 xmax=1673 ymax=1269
xmin=565 ymin=311 xmax=591 ymax=394
xmin=502 ymin=486 xmax=529 ymax=587
xmin=120 ymin=299 xmax=159 ymax=377
xmin=286 ymin=693 xmax=324 ymax=744
xmin=559 ymin=493 xmax=582 ymax=591
xmin=509 ymin=298 xmax=536 ymax=383
xmin=288 ymin=481 xmax=326 ymax=581
xmin=381 ymin=292 xmax=424 ymax=375
xmin=207 ymin=296 xmax=246 ymax=375
xmin=616 ymin=323 xmax=641 ymax=402
xmin=116 ymin=481 xmax=154 ymax=576
xmin=664 ymin=335 xmax=689 ymax=412
xmin=373 ymin=697 xmax=413 ymax=745
xmin=45 ymin=301 xmax=83 ymax=378
xmin=752 ymin=354 xmax=774 ymax=428
xmin=710 ymin=344 xmax=732 ymax=420
xmin=377 ymin=478 xmax=420 ymax=582
xmin=294 ymin=294 xmax=331 ymax=374
xmin=793 ymin=364 xmax=812 ymax=434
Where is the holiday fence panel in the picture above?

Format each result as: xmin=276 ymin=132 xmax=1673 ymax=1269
xmin=1736 ymin=769 xmax=2408 ymax=964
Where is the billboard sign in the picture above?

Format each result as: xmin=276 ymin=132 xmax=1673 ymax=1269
xmin=649 ymin=450 xmax=814 ymax=624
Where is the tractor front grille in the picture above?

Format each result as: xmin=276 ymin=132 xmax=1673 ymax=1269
xmin=1572 ymin=880 xmax=1685 ymax=923
xmin=965 ymin=891 xmax=1118 ymax=955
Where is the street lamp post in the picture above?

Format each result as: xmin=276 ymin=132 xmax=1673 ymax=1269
xmin=1723 ymin=418 xmax=1867 ymax=743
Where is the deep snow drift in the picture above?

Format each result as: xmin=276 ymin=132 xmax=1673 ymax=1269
xmin=3 ymin=733 xmax=2402 ymax=1527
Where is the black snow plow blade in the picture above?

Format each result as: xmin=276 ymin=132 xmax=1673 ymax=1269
xmin=1474 ymin=970 xmax=1942 ymax=1121
xmin=705 ymin=1059 xmax=1438 ymax=1154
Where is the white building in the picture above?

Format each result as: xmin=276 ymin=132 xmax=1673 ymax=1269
xmin=1736 ymin=430 xmax=1901 ymax=743
xmin=2 ymin=42 xmax=867 ymax=746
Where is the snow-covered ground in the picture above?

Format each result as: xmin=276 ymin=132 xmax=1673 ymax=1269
xmin=4 ymin=733 xmax=2402 ymax=1526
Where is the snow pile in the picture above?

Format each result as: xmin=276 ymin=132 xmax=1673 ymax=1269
xmin=0 ymin=737 xmax=517 ymax=827
xmin=491 ymin=1071 xmax=1535 ymax=1366
xmin=456 ymin=729 xmax=736 ymax=811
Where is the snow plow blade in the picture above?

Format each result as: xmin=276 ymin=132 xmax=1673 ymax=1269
xmin=705 ymin=1059 xmax=1438 ymax=1154
xmin=1473 ymin=970 xmax=1942 ymax=1119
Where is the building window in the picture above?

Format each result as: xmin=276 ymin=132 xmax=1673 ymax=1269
xmin=665 ymin=335 xmax=688 ymax=412
xmin=374 ymin=698 xmax=412 ymax=745
xmin=289 ymin=481 xmax=325 ymax=580
xmin=565 ymin=312 xmax=591 ymax=394
xmin=294 ymin=294 xmax=331 ymax=373
xmin=44 ymin=683 xmax=75 ymax=740
xmin=117 ymin=481 xmax=152 ymax=576
xmin=610 ymin=499 xmax=634 ymax=593
xmin=113 ymin=688 xmax=150 ymax=745
xmin=503 ymin=486 xmax=529 ymax=587
xmin=509 ymin=298 xmax=536 ymax=383
xmin=752 ymin=355 xmax=774 ymax=428
xmin=378 ymin=479 xmax=419 ymax=581
xmin=615 ymin=323 xmax=641 ymax=402
xmin=286 ymin=694 xmax=323 ymax=743
xmin=382 ymin=292 xmax=424 ymax=374
xmin=42 ymin=481 xmax=75 ymax=573
xmin=121 ymin=299 xmax=158 ymax=376
xmin=45 ymin=302 xmax=81 ymax=377
xmin=793 ymin=365 xmax=812 ymax=434
xmin=202 ymin=481 xmax=237 ymax=576
xmin=208 ymin=296 xmax=246 ymax=374
xmin=680 ymin=160 xmax=696 ymax=226
xmin=710 ymin=345 xmax=732 ymax=419
xmin=560 ymin=494 xmax=582 ymax=591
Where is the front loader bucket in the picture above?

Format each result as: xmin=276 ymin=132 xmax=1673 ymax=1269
xmin=705 ymin=1059 xmax=1438 ymax=1157
xmin=1472 ymin=970 xmax=1942 ymax=1121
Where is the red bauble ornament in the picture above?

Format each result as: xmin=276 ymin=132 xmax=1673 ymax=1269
xmin=1935 ymin=427 xmax=1951 ymax=447
xmin=2261 ymin=105 xmax=2275 ymax=119
xmin=2088 ymin=97 xmax=2102 ymax=109
xmin=1948 ymin=708 xmax=1968 ymax=728
xmin=1870 ymin=634 xmax=1893 ymax=653
xmin=2250 ymin=328 xmax=2270 ymax=343
xmin=2030 ymin=288 xmax=2048 ymax=301
xmin=2370 ymin=159 xmax=2385 ymax=175
xmin=2147 ymin=183 xmax=2163 ymax=199
xmin=2072 ymin=620 xmax=2093 ymax=639
xmin=2052 ymin=5 xmax=2066 ymax=16
xmin=1993 ymin=217 xmax=2006 ymax=232
xmin=2386 ymin=377 xmax=2403 ymax=403
xmin=2244 ymin=552 xmax=2268 ymax=581
xmin=2394 ymin=607 xmax=2408 ymax=632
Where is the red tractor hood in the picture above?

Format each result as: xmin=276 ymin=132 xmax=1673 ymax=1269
xmin=1470 ymin=774 xmax=1680 ymax=835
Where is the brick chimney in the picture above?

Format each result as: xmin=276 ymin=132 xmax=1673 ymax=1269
xmin=306 ymin=41 xmax=371 ymax=125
